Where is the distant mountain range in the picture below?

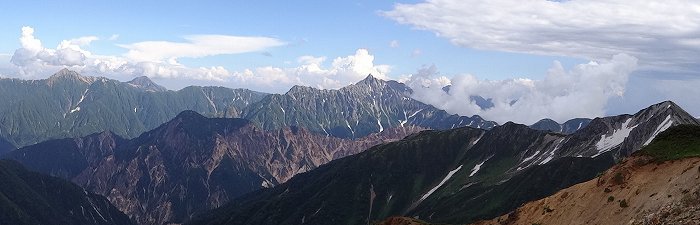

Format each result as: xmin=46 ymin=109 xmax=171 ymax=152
xmin=3 ymin=111 xmax=422 ymax=225
xmin=0 ymin=69 xmax=266 ymax=148
xmin=0 ymin=70 xmax=494 ymax=149
xmin=241 ymin=75 xmax=495 ymax=139
xmin=187 ymin=101 xmax=700 ymax=225
xmin=0 ymin=159 xmax=134 ymax=225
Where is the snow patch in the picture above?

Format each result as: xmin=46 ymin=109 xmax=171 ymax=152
xmin=643 ymin=115 xmax=673 ymax=146
xmin=521 ymin=150 xmax=541 ymax=163
xmin=377 ymin=117 xmax=384 ymax=133
xmin=470 ymin=158 xmax=490 ymax=177
xmin=262 ymin=180 xmax=273 ymax=188
xmin=540 ymin=139 xmax=564 ymax=165
xmin=70 ymin=107 xmax=81 ymax=113
xmin=472 ymin=133 xmax=484 ymax=145
xmin=418 ymin=165 xmax=462 ymax=202
xmin=594 ymin=118 xmax=638 ymax=157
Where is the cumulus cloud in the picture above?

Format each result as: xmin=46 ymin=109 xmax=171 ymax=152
xmin=9 ymin=26 xmax=94 ymax=76
xmin=406 ymin=54 xmax=639 ymax=124
xmin=3 ymin=27 xmax=389 ymax=90
xmin=383 ymin=0 xmax=700 ymax=76
xmin=119 ymin=35 xmax=286 ymax=62
xmin=5 ymin=26 xmax=286 ymax=81
xmin=232 ymin=48 xmax=392 ymax=92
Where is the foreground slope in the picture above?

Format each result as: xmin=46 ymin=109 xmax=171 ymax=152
xmin=0 ymin=69 xmax=267 ymax=147
xmin=187 ymin=101 xmax=699 ymax=225
xmin=3 ymin=111 xmax=421 ymax=225
xmin=0 ymin=160 xmax=134 ymax=225
xmin=471 ymin=125 xmax=700 ymax=225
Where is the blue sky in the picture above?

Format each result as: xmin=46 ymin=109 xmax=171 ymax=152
xmin=1 ymin=0 xmax=699 ymax=123
xmin=0 ymin=0 xmax=583 ymax=82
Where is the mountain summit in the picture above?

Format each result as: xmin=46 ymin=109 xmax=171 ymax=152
xmin=126 ymin=76 xmax=167 ymax=92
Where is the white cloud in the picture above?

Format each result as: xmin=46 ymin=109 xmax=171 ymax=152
xmin=406 ymin=54 xmax=639 ymax=124
xmin=3 ymin=27 xmax=389 ymax=90
xmin=108 ymin=34 xmax=119 ymax=41
xmin=118 ymin=35 xmax=286 ymax=62
xmin=4 ymin=26 xmax=286 ymax=81
xmin=389 ymin=40 xmax=400 ymax=48
xmin=383 ymin=0 xmax=700 ymax=76
xmin=232 ymin=48 xmax=391 ymax=92
xmin=9 ymin=26 xmax=94 ymax=76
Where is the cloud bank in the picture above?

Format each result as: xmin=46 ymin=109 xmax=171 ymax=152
xmin=119 ymin=35 xmax=285 ymax=62
xmin=5 ymin=26 xmax=285 ymax=81
xmin=233 ymin=49 xmax=391 ymax=91
xmin=405 ymin=54 xmax=639 ymax=124
xmin=3 ymin=27 xmax=389 ymax=92
xmin=383 ymin=0 xmax=700 ymax=76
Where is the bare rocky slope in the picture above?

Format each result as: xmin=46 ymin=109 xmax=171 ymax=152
xmin=470 ymin=156 xmax=700 ymax=225
xmin=469 ymin=124 xmax=700 ymax=225
xmin=3 ymin=111 xmax=422 ymax=225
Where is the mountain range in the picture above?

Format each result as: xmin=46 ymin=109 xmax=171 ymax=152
xmin=3 ymin=69 xmax=700 ymax=225
xmin=187 ymin=101 xmax=700 ymax=225
xmin=0 ymin=69 xmax=266 ymax=148
xmin=0 ymin=70 xmax=493 ymax=150
xmin=2 ymin=111 xmax=422 ymax=225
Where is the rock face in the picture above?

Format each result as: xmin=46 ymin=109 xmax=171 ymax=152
xmin=4 ymin=111 xmax=422 ymax=225
xmin=0 ymin=69 xmax=267 ymax=148
xmin=241 ymin=75 xmax=496 ymax=139
xmin=0 ymin=159 xmax=135 ymax=225
xmin=187 ymin=101 xmax=700 ymax=225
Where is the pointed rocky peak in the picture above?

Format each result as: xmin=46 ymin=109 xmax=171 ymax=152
xmin=126 ymin=76 xmax=167 ymax=92
xmin=633 ymin=100 xmax=699 ymax=126
xmin=355 ymin=74 xmax=385 ymax=86
xmin=47 ymin=68 xmax=95 ymax=84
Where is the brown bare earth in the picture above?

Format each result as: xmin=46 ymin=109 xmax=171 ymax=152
xmin=470 ymin=156 xmax=700 ymax=225
xmin=376 ymin=217 xmax=431 ymax=225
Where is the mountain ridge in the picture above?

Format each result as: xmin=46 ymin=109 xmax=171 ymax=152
xmin=3 ymin=111 xmax=424 ymax=225
xmin=186 ymin=100 xmax=700 ymax=225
